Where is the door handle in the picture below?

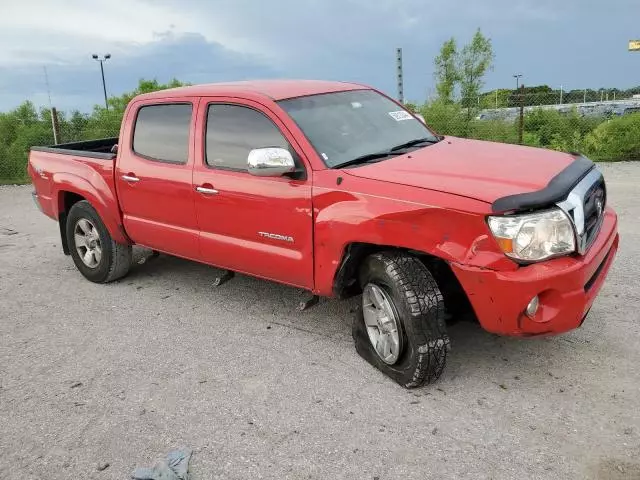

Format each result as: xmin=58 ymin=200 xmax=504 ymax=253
xmin=195 ymin=186 xmax=219 ymax=195
xmin=122 ymin=174 xmax=140 ymax=183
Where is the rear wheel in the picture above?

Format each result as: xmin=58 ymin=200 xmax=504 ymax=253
xmin=66 ymin=200 xmax=132 ymax=283
xmin=353 ymin=251 xmax=449 ymax=388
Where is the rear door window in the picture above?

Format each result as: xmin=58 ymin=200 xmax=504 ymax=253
xmin=133 ymin=104 xmax=192 ymax=163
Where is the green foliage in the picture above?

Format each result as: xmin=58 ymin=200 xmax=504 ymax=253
xmin=0 ymin=79 xmax=189 ymax=182
xmin=418 ymin=97 xmax=638 ymax=161
xmin=419 ymin=101 xmax=466 ymax=137
xmin=1 ymin=71 xmax=639 ymax=184
xmin=459 ymin=29 xmax=494 ymax=111
xmin=432 ymin=29 xmax=494 ymax=135
xmin=479 ymin=89 xmax=512 ymax=108
xmin=434 ymin=38 xmax=458 ymax=104
xmin=469 ymin=119 xmax=519 ymax=144
xmin=0 ymin=102 xmax=54 ymax=181
xmin=524 ymin=108 xmax=599 ymax=148
xmin=583 ymin=113 xmax=640 ymax=161
xmin=403 ymin=102 xmax=418 ymax=113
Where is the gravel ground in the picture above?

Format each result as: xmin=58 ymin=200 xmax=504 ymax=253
xmin=1 ymin=162 xmax=639 ymax=480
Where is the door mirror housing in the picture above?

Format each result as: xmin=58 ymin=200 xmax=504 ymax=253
xmin=247 ymin=148 xmax=296 ymax=177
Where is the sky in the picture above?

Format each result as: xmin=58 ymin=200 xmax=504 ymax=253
xmin=1 ymin=0 xmax=640 ymax=112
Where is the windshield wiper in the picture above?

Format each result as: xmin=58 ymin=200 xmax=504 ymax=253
xmin=389 ymin=137 xmax=440 ymax=152
xmin=332 ymin=137 xmax=441 ymax=169
xmin=332 ymin=151 xmax=403 ymax=169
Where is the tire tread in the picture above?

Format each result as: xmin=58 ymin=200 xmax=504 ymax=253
xmin=355 ymin=251 xmax=450 ymax=388
xmin=67 ymin=200 xmax=132 ymax=283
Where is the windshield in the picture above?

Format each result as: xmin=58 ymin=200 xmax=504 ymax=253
xmin=278 ymin=89 xmax=438 ymax=168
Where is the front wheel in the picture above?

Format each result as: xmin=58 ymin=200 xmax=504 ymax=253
xmin=353 ymin=252 xmax=450 ymax=388
xmin=66 ymin=200 xmax=132 ymax=283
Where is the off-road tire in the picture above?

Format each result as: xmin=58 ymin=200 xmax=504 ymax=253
xmin=353 ymin=251 xmax=450 ymax=388
xmin=66 ymin=200 xmax=132 ymax=283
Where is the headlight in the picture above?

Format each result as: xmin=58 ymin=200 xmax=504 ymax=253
xmin=488 ymin=208 xmax=575 ymax=262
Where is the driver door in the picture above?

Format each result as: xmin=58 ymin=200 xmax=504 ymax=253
xmin=192 ymin=98 xmax=314 ymax=289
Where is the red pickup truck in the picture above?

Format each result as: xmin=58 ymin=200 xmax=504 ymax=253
xmin=28 ymin=80 xmax=619 ymax=388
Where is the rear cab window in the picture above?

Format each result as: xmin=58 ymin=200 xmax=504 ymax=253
xmin=132 ymin=103 xmax=192 ymax=163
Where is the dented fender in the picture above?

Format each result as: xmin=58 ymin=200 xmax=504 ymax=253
xmin=311 ymin=170 xmax=515 ymax=296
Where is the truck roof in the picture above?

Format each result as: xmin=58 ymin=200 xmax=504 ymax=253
xmin=136 ymin=79 xmax=370 ymax=102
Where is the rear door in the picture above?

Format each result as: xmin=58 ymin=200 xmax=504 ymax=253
xmin=116 ymin=98 xmax=199 ymax=259
xmin=192 ymin=98 xmax=314 ymax=289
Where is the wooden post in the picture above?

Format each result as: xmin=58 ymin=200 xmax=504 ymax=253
xmin=51 ymin=107 xmax=60 ymax=145
xmin=518 ymin=85 xmax=525 ymax=145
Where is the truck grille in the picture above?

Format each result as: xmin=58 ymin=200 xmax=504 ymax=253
xmin=582 ymin=177 xmax=606 ymax=252
xmin=557 ymin=168 xmax=606 ymax=255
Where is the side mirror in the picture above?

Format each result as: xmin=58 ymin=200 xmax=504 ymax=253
xmin=247 ymin=147 xmax=296 ymax=177
xmin=414 ymin=113 xmax=426 ymax=124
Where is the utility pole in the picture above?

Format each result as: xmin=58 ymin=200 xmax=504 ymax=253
xmin=583 ymin=89 xmax=587 ymax=103
xmin=559 ymin=85 xmax=563 ymax=105
xmin=518 ymin=84 xmax=525 ymax=145
xmin=92 ymin=53 xmax=111 ymax=109
xmin=396 ymin=48 xmax=404 ymax=103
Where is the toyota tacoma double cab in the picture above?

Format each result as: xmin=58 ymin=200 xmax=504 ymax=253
xmin=28 ymin=80 xmax=619 ymax=388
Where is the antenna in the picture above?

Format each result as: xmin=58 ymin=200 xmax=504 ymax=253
xmin=43 ymin=66 xmax=59 ymax=144
xmin=43 ymin=66 xmax=53 ymax=109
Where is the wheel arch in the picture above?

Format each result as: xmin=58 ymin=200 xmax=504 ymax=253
xmin=333 ymin=242 xmax=474 ymax=321
xmin=57 ymin=191 xmax=86 ymax=254
xmin=54 ymin=180 xmax=129 ymax=254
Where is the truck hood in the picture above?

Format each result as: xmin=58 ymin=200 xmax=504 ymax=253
xmin=342 ymin=137 xmax=576 ymax=205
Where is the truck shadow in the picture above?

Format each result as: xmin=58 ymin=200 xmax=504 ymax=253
xmin=123 ymin=250 xmax=581 ymax=382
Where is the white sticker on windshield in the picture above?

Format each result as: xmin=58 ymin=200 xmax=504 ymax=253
xmin=388 ymin=110 xmax=413 ymax=121
xmin=321 ymin=153 xmax=329 ymax=160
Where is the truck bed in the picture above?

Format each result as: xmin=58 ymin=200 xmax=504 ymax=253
xmin=28 ymin=138 xmax=120 ymax=229
xmin=30 ymin=137 xmax=118 ymax=160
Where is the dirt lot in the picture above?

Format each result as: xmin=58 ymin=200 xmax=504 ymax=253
xmin=1 ymin=162 xmax=639 ymax=480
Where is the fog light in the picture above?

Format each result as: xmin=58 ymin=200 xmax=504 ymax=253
xmin=525 ymin=296 xmax=540 ymax=318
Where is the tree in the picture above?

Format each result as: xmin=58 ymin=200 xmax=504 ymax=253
xmin=459 ymin=29 xmax=494 ymax=109
xmin=103 ymin=78 xmax=189 ymax=114
xmin=0 ymin=79 xmax=190 ymax=182
xmin=434 ymin=38 xmax=458 ymax=104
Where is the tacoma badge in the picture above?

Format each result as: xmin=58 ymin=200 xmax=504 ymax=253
xmin=258 ymin=232 xmax=294 ymax=243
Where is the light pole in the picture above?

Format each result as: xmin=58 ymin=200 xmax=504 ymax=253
xmin=513 ymin=74 xmax=523 ymax=90
xmin=92 ymin=54 xmax=111 ymax=109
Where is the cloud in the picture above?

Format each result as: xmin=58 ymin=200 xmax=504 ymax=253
xmin=0 ymin=33 xmax=280 ymax=112
xmin=1 ymin=0 xmax=640 ymax=111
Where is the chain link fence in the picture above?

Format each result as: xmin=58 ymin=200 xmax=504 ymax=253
xmin=410 ymin=92 xmax=640 ymax=161
xmin=2 ymin=93 xmax=640 ymax=183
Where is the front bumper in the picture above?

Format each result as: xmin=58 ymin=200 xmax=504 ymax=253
xmin=451 ymin=208 xmax=619 ymax=336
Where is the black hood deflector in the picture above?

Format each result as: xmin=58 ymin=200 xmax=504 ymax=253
xmin=491 ymin=156 xmax=595 ymax=213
